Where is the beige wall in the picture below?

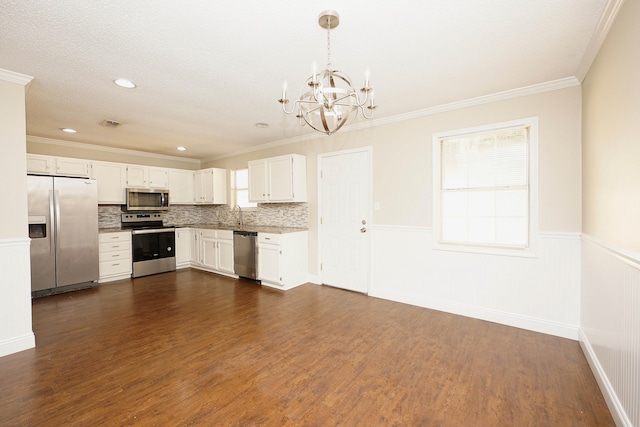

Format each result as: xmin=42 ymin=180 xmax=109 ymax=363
xmin=210 ymin=86 xmax=582 ymax=275
xmin=582 ymin=0 xmax=640 ymax=252
xmin=0 ymin=80 xmax=29 ymax=239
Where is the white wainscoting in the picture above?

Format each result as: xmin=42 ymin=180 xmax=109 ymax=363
xmin=0 ymin=238 xmax=35 ymax=357
xmin=369 ymin=225 xmax=581 ymax=339
xmin=581 ymin=235 xmax=639 ymax=427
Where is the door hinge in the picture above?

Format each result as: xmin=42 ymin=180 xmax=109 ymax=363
xmin=320 ymin=217 xmax=323 ymax=225
xmin=320 ymin=263 xmax=323 ymax=270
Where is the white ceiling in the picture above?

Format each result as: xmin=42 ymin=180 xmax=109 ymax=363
xmin=1 ymin=1 xmax=608 ymax=161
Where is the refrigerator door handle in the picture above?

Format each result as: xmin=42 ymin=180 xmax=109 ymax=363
xmin=49 ymin=190 xmax=56 ymax=257
xmin=53 ymin=189 xmax=60 ymax=256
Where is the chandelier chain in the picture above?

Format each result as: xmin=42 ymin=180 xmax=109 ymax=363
xmin=326 ymin=16 xmax=331 ymax=69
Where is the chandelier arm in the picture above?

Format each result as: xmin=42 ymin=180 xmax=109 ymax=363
xmin=280 ymin=100 xmax=298 ymax=115
xmin=353 ymin=90 xmax=372 ymax=108
xmin=327 ymin=92 xmax=357 ymax=105
xmin=359 ymin=104 xmax=373 ymax=119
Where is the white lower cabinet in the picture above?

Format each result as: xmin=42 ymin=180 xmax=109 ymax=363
xmin=175 ymin=228 xmax=191 ymax=268
xmin=98 ymin=232 xmax=132 ymax=282
xmin=192 ymin=229 xmax=235 ymax=276
xmin=258 ymin=231 xmax=308 ymax=290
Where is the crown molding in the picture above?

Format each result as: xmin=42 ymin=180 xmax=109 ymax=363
xmin=27 ymin=135 xmax=201 ymax=164
xmin=576 ymin=0 xmax=625 ymax=82
xmin=0 ymin=69 xmax=33 ymax=86
xmin=211 ymin=76 xmax=580 ymax=161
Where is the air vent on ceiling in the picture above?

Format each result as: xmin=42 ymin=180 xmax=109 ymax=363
xmin=99 ymin=119 xmax=121 ymax=127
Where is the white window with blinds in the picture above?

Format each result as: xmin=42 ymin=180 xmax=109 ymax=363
xmin=433 ymin=118 xmax=538 ymax=256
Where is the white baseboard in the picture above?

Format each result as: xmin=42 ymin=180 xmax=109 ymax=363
xmin=0 ymin=333 xmax=35 ymax=358
xmin=579 ymin=328 xmax=632 ymax=427
xmin=370 ymin=287 xmax=578 ymax=339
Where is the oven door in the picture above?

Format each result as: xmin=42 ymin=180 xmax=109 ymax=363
xmin=131 ymin=229 xmax=176 ymax=278
xmin=131 ymin=229 xmax=175 ymax=262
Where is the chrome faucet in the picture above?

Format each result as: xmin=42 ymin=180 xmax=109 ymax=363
xmin=233 ymin=205 xmax=243 ymax=228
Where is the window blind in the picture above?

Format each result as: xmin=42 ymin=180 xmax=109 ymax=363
xmin=440 ymin=126 xmax=529 ymax=247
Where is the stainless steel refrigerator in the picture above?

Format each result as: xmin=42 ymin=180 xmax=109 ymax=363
xmin=28 ymin=175 xmax=99 ymax=292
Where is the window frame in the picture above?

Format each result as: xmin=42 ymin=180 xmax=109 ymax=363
xmin=232 ymin=168 xmax=257 ymax=210
xmin=432 ymin=117 xmax=539 ymax=258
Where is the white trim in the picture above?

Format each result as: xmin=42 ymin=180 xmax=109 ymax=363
xmin=371 ymin=224 xmax=432 ymax=233
xmin=0 ymin=68 xmax=33 ymax=86
xmin=211 ymin=77 xmax=579 ymax=161
xmin=579 ymin=328 xmax=632 ymax=427
xmin=306 ymin=274 xmax=321 ymax=285
xmin=27 ymin=135 xmax=201 ymax=164
xmin=0 ymin=333 xmax=36 ymax=358
xmin=370 ymin=288 xmax=578 ymax=340
xmin=582 ymin=233 xmax=640 ymax=268
xmin=432 ymin=117 xmax=539 ymax=258
xmin=575 ymin=0 xmax=626 ymax=82
xmin=538 ymin=231 xmax=582 ymax=240
xmin=0 ymin=237 xmax=31 ymax=248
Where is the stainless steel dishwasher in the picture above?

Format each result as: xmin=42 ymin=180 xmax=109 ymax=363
xmin=233 ymin=230 xmax=258 ymax=280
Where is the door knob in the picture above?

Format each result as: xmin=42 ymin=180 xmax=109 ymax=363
xmin=361 ymin=227 xmax=367 ymax=233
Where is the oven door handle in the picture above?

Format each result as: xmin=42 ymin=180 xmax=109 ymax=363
xmin=131 ymin=228 xmax=176 ymax=235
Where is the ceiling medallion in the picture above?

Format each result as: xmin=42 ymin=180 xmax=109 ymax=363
xmin=278 ymin=10 xmax=377 ymax=135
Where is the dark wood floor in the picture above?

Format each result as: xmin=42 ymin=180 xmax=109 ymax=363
xmin=0 ymin=269 xmax=613 ymax=426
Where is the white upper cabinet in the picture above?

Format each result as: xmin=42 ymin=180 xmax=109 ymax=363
xmin=248 ymin=154 xmax=306 ymax=203
xmin=195 ymin=168 xmax=227 ymax=204
xmin=168 ymin=169 xmax=195 ymax=204
xmin=125 ymin=165 xmax=148 ymax=188
xmin=148 ymin=167 xmax=169 ymax=189
xmin=91 ymin=161 xmax=126 ymax=204
xmin=54 ymin=157 xmax=91 ymax=177
xmin=26 ymin=154 xmax=54 ymax=175
xmin=125 ymin=165 xmax=169 ymax=189
xmin=27 ymin=154 xmax=90 ymax=178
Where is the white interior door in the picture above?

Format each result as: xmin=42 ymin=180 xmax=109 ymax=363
xmin=320 ymin=148 xmax=371 ymax=293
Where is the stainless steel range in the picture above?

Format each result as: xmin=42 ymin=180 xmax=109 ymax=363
xmin=121 ymin=213 xmax=176 ymax=278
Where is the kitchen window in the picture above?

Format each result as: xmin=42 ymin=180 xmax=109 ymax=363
xmin=233 ymin=168 xmax=257 ymax=209
xmin=432 ymin=118 xmax=538 ymax=257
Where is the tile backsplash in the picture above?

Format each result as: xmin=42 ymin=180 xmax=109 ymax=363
xmin=98 ymin=203 xmax=308 ymax=229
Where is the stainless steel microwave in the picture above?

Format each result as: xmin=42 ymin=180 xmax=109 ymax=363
xmin=126 ymin=188 xmax=170 ymax=211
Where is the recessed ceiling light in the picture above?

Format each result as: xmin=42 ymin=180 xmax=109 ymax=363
xmin=255 ymin=122 xmax=269 ymax=128
xmin=61 ymin=128 xmax=77 ymax=133
xmin=113 ymin=78 xmax=136 ymax=89
xmin=177 ymin=146 xmax=187 ymax=151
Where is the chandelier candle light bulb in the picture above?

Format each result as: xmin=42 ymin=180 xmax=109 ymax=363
xmin=278 ymin=10 xmax=377 ymax=135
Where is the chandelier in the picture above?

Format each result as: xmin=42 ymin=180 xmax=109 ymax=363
xmin=278 ymin=10 xmax=377 ymax=135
